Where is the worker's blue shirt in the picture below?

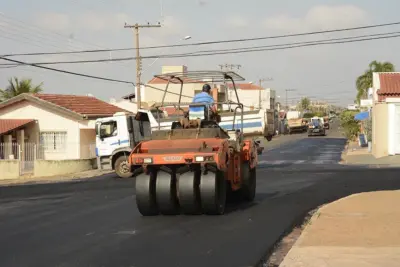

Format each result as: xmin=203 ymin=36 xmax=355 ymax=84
xmin=189 ymin=92 xmax=214 ymax=112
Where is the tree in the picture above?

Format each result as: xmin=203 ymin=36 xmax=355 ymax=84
xmin=355 ymin=60 xmax=395 ymax=103
xmin=0 ymin=77 xmax=43 ymax=101
xmin=299 ymin=97 xmax=310 ymax=111
xmin=339 ymin=110 xmax=360 ymax=140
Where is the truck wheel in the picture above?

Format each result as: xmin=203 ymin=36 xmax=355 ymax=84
xmin=266 ymin=135 xmax=272 ymax=142
xmin=241 ymin=163 xmax=256 ymax=201
xmin=115 ymin=156 xmax=133 ymax=178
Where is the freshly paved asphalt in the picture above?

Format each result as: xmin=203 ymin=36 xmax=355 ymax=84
xmin=1 ymin=120 xmax=400 ymax=267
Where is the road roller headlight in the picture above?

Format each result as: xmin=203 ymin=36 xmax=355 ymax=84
xmin=195 ymin=156 xmax=214 ymax=162
xmin=135 ymin=157 xmax=153 ymax=164
xmin=195 ymin=156 xmax=204 ymax=162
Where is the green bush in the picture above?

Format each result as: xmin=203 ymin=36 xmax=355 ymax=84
xmin=303 ymin=113 xmax=315 ymax=118
xmin=314 ymin=111 xmax=327 ymax=117
xmin=339 ymin=110 xmax=360 ymax=140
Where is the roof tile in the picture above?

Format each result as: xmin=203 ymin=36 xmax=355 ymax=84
xmin=227 ymin=83 xmax=263 ymax=90
xmin=33 ymin=94 xmax=128 ymax=117
xmin=378 ymin=73 xmax=400 ymax=95
xmin=147 ymin=77 xmax=204 ymax=84
xmin=0 ymin=119 xmax=36 ymax=135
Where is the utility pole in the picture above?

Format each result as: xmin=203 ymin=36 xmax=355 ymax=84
xmin=124 ymin=22 xmax=161 ymax=109
xmin=258 ymin=77 xmax=273 ymax=109
xmin=285 ymin=89 xmax=296 ymax=111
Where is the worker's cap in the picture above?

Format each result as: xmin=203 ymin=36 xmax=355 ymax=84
xmin=202 ymin=84 xmax=212 ymax=92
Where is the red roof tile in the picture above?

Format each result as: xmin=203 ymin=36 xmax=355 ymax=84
xmin=0 ymin=119 xmax=36 ymax=135
xmin=227 ymin=83 xmax=263 ymax=90
xmin=378 ymin=73 xmax=400 ymax=95
xmin=33 ymin=94 xmax=128 ymax=117
xmin=147 ymin=77 xmax=204 ymax=84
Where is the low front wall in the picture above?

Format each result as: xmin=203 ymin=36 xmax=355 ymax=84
xmin=34 ymin=159 xmax=96 ymax=177
xmin=0 ymin=160 xmax=20 ymax=180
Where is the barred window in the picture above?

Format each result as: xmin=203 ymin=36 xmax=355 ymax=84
xmin=40 ymin=132 xmax=67 ymax=152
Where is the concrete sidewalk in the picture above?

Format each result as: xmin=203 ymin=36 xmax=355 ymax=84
xmin=279 ymin=190 xmax=400 ymax=267
xmin=341 ymin=141 xmax=400 ymax=167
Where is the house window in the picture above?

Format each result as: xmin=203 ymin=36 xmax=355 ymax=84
xmin=40 ymin=132 xmax=67 ymax=152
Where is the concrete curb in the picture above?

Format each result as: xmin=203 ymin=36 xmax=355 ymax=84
xmin=338 ymin=140 xmax=350 ymax=164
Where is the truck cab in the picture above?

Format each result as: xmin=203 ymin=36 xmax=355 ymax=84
xmin=95 ymin=111 xmax=151 ymax=178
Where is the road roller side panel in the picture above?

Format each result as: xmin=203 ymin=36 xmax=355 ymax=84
xmin=226 ymin=152 xmax=242 ymax=191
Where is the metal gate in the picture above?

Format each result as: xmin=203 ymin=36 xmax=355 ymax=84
xmin=19 ymin=143 xmax=35 ymax=175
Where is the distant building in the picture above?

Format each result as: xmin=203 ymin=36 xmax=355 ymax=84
xmin=226 ymin=83 xmax=276 ymax=111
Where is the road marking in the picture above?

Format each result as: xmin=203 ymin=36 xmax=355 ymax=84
xmin=257 ymin=159 xmax=338 ymax=166
xmin=115 ymin=230 xmax=137 ymax=235
xmin=311 ymin=160 xmax=327 ymax=164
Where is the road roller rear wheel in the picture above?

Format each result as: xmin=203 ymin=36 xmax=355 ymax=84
xmin=135 ymin=170 xmax=158 ymax=216
xmin=178 ymin=170 xmax=202 ymax=215
xmin=200 ymin=171 xmax=227 ymax=215
xmin=241 ymin=163 xmax=256 ymax=201
xmin=155 ymin=172 xmax=180 ymax=215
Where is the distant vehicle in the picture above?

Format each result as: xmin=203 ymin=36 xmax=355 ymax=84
xmin=323 ymin=116 xmax=330 ymax=129
xmin=286 ymin=111 xmax=307 ymax=134
xmin=308 ymin=117 xmax=326 ymax=136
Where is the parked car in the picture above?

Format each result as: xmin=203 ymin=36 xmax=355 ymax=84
xmin=308 ymin=117 xmax=326 ymax=136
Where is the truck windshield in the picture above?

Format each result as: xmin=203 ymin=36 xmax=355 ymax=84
xmin=151 ymin=110 xmax=165 ymax=119
xmin=99 ymin=121 xmax=117 ymax=138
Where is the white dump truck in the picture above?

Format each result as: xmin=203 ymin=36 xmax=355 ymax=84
xmin=286 ymin=110 xmax=307 ymax=134
xmin=95 ymin=108 xmax=275 ymax=178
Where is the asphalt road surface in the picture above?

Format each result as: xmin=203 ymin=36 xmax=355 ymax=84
xmin=2 ymin=121 xmax=400 ymax=267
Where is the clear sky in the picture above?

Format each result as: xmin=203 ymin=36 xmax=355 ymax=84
xmin=1 ymin=0 xmax=399 ymax=106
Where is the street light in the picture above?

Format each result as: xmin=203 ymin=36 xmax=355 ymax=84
xmin=183 ymin=36 xmax=192 ymax=40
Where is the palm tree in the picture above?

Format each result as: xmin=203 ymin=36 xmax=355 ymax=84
xmin=0 ymin=77 xmax=43 ymax=101
xmin=356 ymin=60 xmax=395 ymax=103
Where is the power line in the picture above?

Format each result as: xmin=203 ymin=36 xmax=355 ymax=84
xmin=4 ymin=20 xmax=400 ymax=57
xmin=0 ymin=56 xmax=193 ymax=98
xmin=0 ymin=56 xmax=134 ymax=84
xmin=3 ymin=31 xmax=400 ymax=66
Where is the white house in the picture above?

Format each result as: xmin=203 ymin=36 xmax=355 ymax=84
xmin=0 ymin=93 xmax=128 ymax=178
xmin=371 ymin=72 xmax=400 ymax=157
xmin=227 ymin=83 xmax=276 ymax=111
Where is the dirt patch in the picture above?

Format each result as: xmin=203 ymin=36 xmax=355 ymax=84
xmin=256 ymin=209 xmax=318 ymax=267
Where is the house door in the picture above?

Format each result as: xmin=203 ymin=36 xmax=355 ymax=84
xmin=394 ymin=105 xmax=400 ymax=154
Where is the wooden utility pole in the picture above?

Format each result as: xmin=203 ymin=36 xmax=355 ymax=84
xmin=258 ymin=78 xmax=273 ymax=109
xmin=124 ymin=22 xmax=161 ymax=109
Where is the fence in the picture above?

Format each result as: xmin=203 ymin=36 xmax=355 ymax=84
xmin=0 ymin=142 xmax=96 ymax=174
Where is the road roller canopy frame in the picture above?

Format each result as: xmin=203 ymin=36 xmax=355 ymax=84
xmin=151 ymin=70 xmax=246 ymax=133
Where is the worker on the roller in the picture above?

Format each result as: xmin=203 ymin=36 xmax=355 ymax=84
xmin=189 ymin=83 xmax=217 ymax=120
